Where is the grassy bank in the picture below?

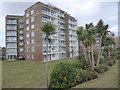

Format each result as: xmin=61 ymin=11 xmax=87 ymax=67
xmin=2 ymin=57 xmax=77 ymax=88
xmin=74 ymin=60 xmax=118 ymax=88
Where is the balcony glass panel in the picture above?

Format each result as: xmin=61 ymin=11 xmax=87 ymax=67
xmin=7 ymin=43 xmax=17 ymax=48
xmin=7 ymin=49 xmax=17 ymax=54
xmin=7 ymin=31 xmax=17 ymax=36
xmin=7 ymin=19 xmax=17 ymax=24
xmin=7 ymin=37 xmax=17 ymax=42
xmin=7 ymin=25 xmax=17 ymax=30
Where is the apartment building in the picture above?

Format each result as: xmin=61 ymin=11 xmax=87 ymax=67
xmin=5 ymin=2 xmax=78 ymax=61
xmin=6 ymin=15 xmax=25 ymax=60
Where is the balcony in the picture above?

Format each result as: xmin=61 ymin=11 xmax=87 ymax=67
xmin=69 ymin=26 xmax=77 ymax=30
xmin=42 ymin=10 xmax=50 ymax=16
xmin=69 ymin=20 xmax=77 ymax=25
xmin=42 ymin=18 xmax=50 ymax=22
xmin=69 ymin=38 xmax=76 ymax=41
xmin=59 ymin=19 xmax=65 ymax=23
xmin=7 ymin=19 xmax=17 ymax=24
xmin=59 ymin=25 xmax=65 ymax=29
xmin=7 ymin=39 xmax=17 ymax=42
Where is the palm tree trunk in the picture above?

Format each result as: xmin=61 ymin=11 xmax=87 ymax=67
xmin=108 ymin=45 xmax=110 ymax=58
xmin=88 ymin=48 xmax=92 ymax=66
xmin=97 ymin=36 xmax=102 ymax=66
xmin=45 ymin=37 xmax=48 ymax=88
xmin=91 ymin=42 xmax=95 ymax=67
xmin=83 ymin=47 xmax=88 ymax=63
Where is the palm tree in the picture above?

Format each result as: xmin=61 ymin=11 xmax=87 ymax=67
xmin=41 ymin=22 xmax=55 ymax=88
xmin=77 ymin=27 xmax=88 ymax=63
xmin=102 ymin=36 xmax=115 ymax=58
xmin=85 ymin=23 xmax=96 ymax=68
xmin=96 ymin=19 xmax=110 ymax=65
xmin=86 ymin=23 xmax=96 ymax=68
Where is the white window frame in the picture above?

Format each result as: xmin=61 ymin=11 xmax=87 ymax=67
xmin=31 ymin=17 xmax=34 ymax=22
xmin=31 ymin=24 xmax=35 ymax=29
xmin=31 ymin=32 xmax=35 ymax=37
xmin=31 ymin=10 xmax=34 ymax=15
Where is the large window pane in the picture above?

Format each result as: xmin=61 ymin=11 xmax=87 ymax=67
xmin=7 ymin=31 xmax=17 ymax=36
xmin=7 ymin=25 xmax=17 ymax=30
xmin=7 ymin=19 xmax=17 ymax=24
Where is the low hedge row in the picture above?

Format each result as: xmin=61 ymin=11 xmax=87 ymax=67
xmin=49 ymin=62 xmax=97 ymax=88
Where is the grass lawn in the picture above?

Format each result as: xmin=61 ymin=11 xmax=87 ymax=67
xmin=74 ymin=60 xmax=118 ymax=88
xmin=2 ymin=57 xmax=78 ymax=88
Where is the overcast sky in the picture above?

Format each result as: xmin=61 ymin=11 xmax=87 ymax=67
xmin=0 ymin=0 xmax=118 ymax=47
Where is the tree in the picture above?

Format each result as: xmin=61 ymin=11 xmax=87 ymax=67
xmin=77 ymin=27 xmax=88 ymax=63
xmin=41 ymin=22 xmax=55 ymax=88
xmin=86 ymin=23 xmax=96 ymax=68
xmin=102 ymin=36 xmax=115 ymax=58
xmin=96 ymin=19 xmax=110 ymax=65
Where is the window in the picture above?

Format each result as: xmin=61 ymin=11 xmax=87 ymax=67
xmin=52 ymin=54 xmax=55 ymax=58
xmin=20 ymin=48 xmax=23 ymax=51
xmin=27 ymin=54 xmax=30 ymax=59
xmin=26 ymin=13 xmax=29 ymax=17
xmin=31 ymin=32 xmax=35 ymax=37
xmin=19 ymin=24 xmax=24 ymax=28
xmin=7 ymin=25 xmax=17 ymax=30
xmin=7 ymin=37 xmax=17 ymax=42
xmin=26 ymin=26 xmax=29 ymax=31
xmin=19 ymin=36 xmax=23 ymax=40
xmin=7 ymin=31 xmax=17 ymax=36
xmin=26 ymin=47 xmax=30 ymax=52
xmin=7 ymin=49 xmax=17 ymax=54
xmin=31 ymin=39 xmax=35 ymax=44
xmin=31 ymin=24 xmax=35 ymax=29
xmin=31 ymin=54 xmax=35 ymax=59
xmin=26 ymin=19 xmax=29 ymax=24
xmin=31 ymin=47 xmax=35 ymax=52
xmin=19 ymin=18 xmax=24 ymax=23
xmin=7 ymin=43 xmax=17 ymax=48
xmin=43 ymin=55 xmax=46 ymax=60
xmin=31 ymin=10 xmax=34 ymax=15
xmin=20 ymin=42 xmax=23 ymax=46
xmin=26 ymin=33 xmax=30 ymax=38
xmin=31 ymin=17 xmax=34 ymax=22
xmin=19 ymin=31 xmax=24 ymax=34
xmin=26 ymin=40 xmax=30 ymax=45
xmin=43 ymin=46 xmax=47 ymax=53
xmin=42 ymin=16 xmax=49 ymax=22
xmin=7 ymin=19 xmax=17 ymax=24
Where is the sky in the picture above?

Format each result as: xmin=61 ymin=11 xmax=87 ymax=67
xmin=0 ymin=0 xmax=118 ymax=47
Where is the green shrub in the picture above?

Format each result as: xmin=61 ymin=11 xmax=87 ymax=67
xmin=75 ymin=69 xmax=97 ymax=84
xmin=105 ymin=60 xmax=115 ymax=66
xmin=116 ymin=55 xmax=120 ymax=60
xmin=71 ymin=61 xmax=89 ymax=70
xmin=49 ymin=62 xmax=77 ymax=88
xmin=94 ymin=64 xmax=108 ymax=73
xmin=49 ymin=62 xmax=98 ymax=88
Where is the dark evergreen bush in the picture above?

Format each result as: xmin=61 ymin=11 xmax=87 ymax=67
xmin=105 ymin=60 xmax=115 ymax=66
xmin=49 ymin=62 xmax=98 ymax=88
xmin=94 ymin=64 xmax=108 ymax=73
xmin=71 ymin=61 xmax=89 ymax=70
xmin=49 ymin=62 xmax=77 ymax=88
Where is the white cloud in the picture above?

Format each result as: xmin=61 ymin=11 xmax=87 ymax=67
xmin=108 ymin=25 xmax=118 ymax=36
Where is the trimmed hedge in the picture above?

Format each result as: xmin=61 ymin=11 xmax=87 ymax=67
xmin=94 ymin=64 xmax=108 ymax=73
xmin=49 ymin=62 xmax=97 ymax=88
